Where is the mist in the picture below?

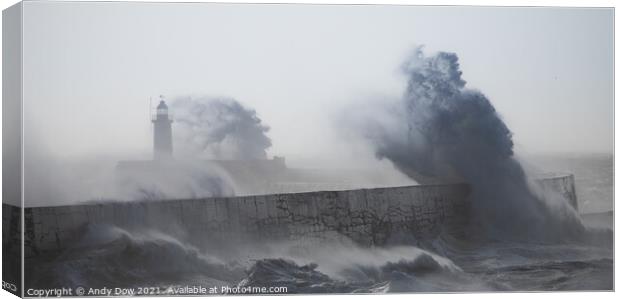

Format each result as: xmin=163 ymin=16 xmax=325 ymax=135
xmin=20 ymin=4 xmax=612 ymax=209
xmin=23 ymin=96 xmax=276 ymax=206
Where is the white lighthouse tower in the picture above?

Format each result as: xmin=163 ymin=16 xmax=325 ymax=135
xmin=152 ymin=97 xmax=173 ymax=160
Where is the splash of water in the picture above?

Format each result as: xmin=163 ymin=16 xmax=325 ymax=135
xmin=36 ymin=225 xmax=481 ymax=293
xmin=356 ymin=47 xmax=585 ymax=242
xmin=171 ymin=96 xmax=272 ymax=160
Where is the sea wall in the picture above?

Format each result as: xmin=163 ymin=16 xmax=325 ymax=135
xmin=23 ymin=183 xmax=471 ymax=258
xmin=535 ymin=174 xmax=579 ymax=210
xmin=20 ymin=174 xmax=578 ymax=258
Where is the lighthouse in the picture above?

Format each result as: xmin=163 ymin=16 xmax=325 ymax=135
xmin=152 ymin=99 xmax=173 ymax=160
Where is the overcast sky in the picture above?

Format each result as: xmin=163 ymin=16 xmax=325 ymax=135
xmin=23 ymin=2 xmax=613 ymax=166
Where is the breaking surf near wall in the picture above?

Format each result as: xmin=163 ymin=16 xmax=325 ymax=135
xmin=347 ymin=47 xmax=586 ymax=243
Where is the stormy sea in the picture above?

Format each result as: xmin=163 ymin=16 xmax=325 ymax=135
xmin=24 ymin=154 xmax=613 ymax=294
xmin=24 ymin=50 xmax=612 ymax=294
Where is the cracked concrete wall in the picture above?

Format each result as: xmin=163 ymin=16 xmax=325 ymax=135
xmin=21 ymin=175 xmax=577 ymax=258
xmin=24 ymin=184 xmax=471 ymax=257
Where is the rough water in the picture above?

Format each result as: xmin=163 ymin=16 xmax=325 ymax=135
xmin=26 ymin=225 xmax=612 ymax=294
xmin=25 ymin=155 xmax=613 ymax=294
xmin=24 ymin=46 xmax=613 ymax=294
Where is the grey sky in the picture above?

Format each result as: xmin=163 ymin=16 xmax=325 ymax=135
xmin=22 ymin=2 xmax=613 ymax=166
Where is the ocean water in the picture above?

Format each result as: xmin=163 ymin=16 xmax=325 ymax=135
xmin=25 ymin=154 xmax=613 ymax=294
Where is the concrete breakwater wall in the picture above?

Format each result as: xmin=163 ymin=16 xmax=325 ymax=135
xmin=18 ymin=174 xmax=578 ymax=258
xmin=24 ymin=183 xmax=471 ymax=257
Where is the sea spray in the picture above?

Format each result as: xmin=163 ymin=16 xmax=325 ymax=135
xmin=115 ymin=96 xmax=274 ymax=200
xmin=115 ymin=158 xmax=237 ymax=200
xmin=171 ymin=96 xmax=272 ymax=160
xmin=34 ymin=224 xmax=480 ymax=293
xmin=352 ymin=47 xmax=585 ymax=242
xmin=30 ymin=224 xmax=246 ymax=289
